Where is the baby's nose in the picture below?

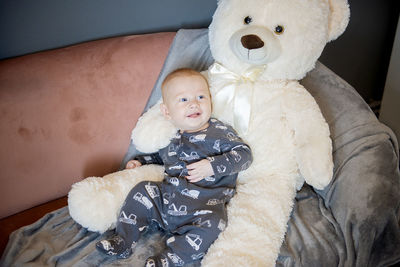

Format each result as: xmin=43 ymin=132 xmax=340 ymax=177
xmin=189 ymin=99 xmax=200 ymax=108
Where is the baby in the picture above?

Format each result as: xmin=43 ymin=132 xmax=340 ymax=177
xmin=96 ymin=68 xmax=252 ymax=267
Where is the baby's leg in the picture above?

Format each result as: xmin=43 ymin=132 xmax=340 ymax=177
xmin=147 ymin=212 xmax=226 ymax=266
xmin=97 ymin=181 xmax=164 ymax=258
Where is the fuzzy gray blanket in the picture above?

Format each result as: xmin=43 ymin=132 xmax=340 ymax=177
xmin=1 ymin=29 xmax=400 ymax=267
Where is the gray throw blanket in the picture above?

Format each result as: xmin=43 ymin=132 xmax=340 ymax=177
xmin=1 ymin=29 xmax=400 ymax=267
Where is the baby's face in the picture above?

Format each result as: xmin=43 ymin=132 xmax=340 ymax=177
xmin=161 ymin=74 xmax=212 ymax=133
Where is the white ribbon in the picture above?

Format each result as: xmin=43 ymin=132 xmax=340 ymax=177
xmin=208 ymin=62 xmax=265 ymax=135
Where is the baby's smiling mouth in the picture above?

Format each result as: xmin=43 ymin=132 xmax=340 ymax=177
xmin=187 ymin=112 xmax=201 ymax=118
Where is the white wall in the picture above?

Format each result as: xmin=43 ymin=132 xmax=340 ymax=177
xmin=380 ymin=17 xmax=400 ymax=141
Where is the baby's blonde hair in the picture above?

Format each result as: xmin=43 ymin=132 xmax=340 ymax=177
xmin=161 ymin=68 xmax=209 ymax=99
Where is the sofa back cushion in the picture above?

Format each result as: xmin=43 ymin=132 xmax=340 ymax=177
xmin=0 ymin=32 xmax=175 ymax=218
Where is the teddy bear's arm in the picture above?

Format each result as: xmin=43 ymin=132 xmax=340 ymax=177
xmin=284 ymin=85 xmax=334 ymax=190
xmin=131 ymin=100 xmax=177 ymax=153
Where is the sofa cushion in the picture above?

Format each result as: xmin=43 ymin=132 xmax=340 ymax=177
xmin=0 ymin=32 xmax=175 ymax=218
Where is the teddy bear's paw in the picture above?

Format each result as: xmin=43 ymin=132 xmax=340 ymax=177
xmin=131 ymin=102 xmax=177 ymax=153
xmin=68 ymin=176 xmax=121 ymax=232
xmin=307 ymin=171 xmax=333 ymax=190
xmin=297 ymin=146 xmax=334 ymax=190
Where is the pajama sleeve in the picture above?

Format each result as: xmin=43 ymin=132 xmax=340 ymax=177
xmin=209 ymin=133 xmax=252 ymax=179
xmin=134 ymin=152 xmax=164 ymax=165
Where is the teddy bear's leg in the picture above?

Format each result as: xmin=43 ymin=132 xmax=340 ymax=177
xmin=68 ymin=165 xmax=164 ymax=233
xmin=201 ymin=173 xmax=297 ymax=267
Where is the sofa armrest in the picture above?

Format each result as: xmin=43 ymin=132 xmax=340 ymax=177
xmin=328 ymin=130 xmax=400 ymax=266
xmin=288 ymin=61 xmax=400 ymax=266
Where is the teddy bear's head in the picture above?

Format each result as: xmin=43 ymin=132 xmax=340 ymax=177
xmin=209 ymin=0 xmax=350 ymax=80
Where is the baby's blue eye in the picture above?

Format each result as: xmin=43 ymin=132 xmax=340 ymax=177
xmin=198 ymin=95 xmax=205 ymax=100
xmin=179 ymin=97 xmax=188 ymax=102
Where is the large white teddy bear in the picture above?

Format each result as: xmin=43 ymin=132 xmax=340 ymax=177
xmin=69 ymin=0 xmax=350 ymax=265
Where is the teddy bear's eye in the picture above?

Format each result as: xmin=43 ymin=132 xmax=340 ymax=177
xmin=244 ymin=16 xmax=252 ymax=25
xmin=274 ymin=25 xmax=284 ymax=35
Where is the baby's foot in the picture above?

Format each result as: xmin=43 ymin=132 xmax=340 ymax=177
xmin=145 ymin=254 xmax=169 ymax=267
xmin=96 ymin=235 xmax=132 ymax=258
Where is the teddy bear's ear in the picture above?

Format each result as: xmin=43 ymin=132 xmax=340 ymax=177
xmin=327 ymin=0 xmax=350 ymax=42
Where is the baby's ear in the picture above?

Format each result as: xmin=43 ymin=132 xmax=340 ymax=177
xmin=160 ymin=103 xmax=171 ymax=119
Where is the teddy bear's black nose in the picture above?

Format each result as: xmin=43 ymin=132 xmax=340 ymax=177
xmin=241 ymin=34 xmax=264 ymax=49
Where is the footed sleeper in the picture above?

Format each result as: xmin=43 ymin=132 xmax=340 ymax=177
xmin=98 ymin=118 xmax=252 ymax=266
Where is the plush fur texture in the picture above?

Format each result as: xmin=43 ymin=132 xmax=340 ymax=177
xmin=131 ymin=100 xmax=178 ymax=153
xmin=68 ymin=165 xmax=164 ymax=232
xmin=68 ymin=0 xmax=349 ymax=265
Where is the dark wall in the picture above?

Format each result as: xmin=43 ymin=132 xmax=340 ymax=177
xmin=320 ymin=0 xmax=399 ymax=102
xmin=0 ymin=0 xmax=398 ymax=102
xmin=0 ymin=0 xmax=217 ymax=59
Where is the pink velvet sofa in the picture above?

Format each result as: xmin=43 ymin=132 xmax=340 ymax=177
xmin=0 ymin=32 xmax=175 ymax=253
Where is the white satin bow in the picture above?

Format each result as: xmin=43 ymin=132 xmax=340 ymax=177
xmin=209 ymin=62 xmax=265 ymax=135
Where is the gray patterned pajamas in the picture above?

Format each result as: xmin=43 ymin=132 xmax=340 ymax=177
xmin=110 ymin=119 xmax=251 ymax=266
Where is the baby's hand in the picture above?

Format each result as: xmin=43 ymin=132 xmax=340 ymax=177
xmin=186 ymin=159 xmax=214 ymax=183
xmin=125 ymin=160 xmax=142 ymax=169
